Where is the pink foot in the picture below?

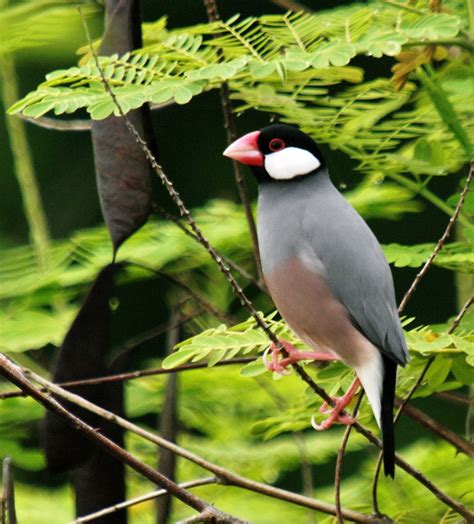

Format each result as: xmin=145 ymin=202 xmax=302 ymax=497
xmin=311 ymin=378 xmax=361 ymax=431
xmin=263 ymin=340 xmax=340 ymax=375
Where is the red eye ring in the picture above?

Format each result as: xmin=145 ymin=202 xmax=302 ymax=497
xmin=269 ymin=138 xmax=285 ymax=152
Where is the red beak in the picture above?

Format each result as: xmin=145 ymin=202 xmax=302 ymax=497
xmin=223 ymin=130 xmax=263 ymax=167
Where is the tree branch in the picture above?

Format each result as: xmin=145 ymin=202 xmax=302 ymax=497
xmin=0 ymin=354 xmax=246 ymax=523
xmin=0 ymin=356 xmax=255 ymax=400
xmin=395 ymin=401 xmax=474 ymax=458
xmin=24 ymin=368 xmax=376 ymax=523
xmin=398 ymin=165 xmax=473 ymax=313
xmin=436 ymin=391 xmax=474 ymax=407
xmin=130 ymin=261 xmax=234 ymax=324
xmin=153 ymin=204 xmax=267 ymax=294
xmin=17 ymin=101 xmax=174 ymax=132
xmin=74 ymin=478 xmax=217 ymax=523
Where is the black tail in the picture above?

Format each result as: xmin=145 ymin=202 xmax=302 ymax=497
xmin=381 ymin=355 xmax=397 ymax=478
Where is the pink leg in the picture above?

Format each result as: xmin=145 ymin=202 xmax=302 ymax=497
xmin=263 ymin=340 xmax=340 ymax=374
xmin=312 ymin=377 xmax=361 ymax=431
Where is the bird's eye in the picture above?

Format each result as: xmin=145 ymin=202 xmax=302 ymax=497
xmin=269 ymin=138 xmax=285 ymax=152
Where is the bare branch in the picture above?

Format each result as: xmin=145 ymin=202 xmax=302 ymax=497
xmin=153 ymin=204 xmax=267 ymax=294
xmin=0 ymin=354 xmax=237 ymax=519
xmin=26 ymin=369 xmax=375 ymax=523
xmin=130 ymin=261 xmax=234 ymax=324
xmin=436 ymin=391 xmax=474 ymax=406
xmin=1 ymin=458 xmax=17 ymax=524
xmin=74 ymin=478 xmax=216 ymax=523
xmin=398 ymin=165 xmax=473 ymax=313
xmin=157 ymin=312 xmax=181 ymax=524
xmin=0 ymin=356 xmax=255 ymax=400
xmin=447 ymin=294 xmax=473 ymax=334
xmin=18 ymin=101 xmax=174 ymax=132
xmin=19 ymin=114 xmax=91 ymax=131
xmin=396 ymin=401 xmax=474 ymax=458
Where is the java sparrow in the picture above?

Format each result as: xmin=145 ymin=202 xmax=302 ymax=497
xmin=223 ymin=124 xmax=409 ymax=477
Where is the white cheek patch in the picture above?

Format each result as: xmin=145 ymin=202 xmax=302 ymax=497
xmin=264 ymin=147 xmax=321 ymax=180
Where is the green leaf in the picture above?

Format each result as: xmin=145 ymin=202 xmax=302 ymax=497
xmin=400 ymin=14 xmax=461 ymax=40
xmin=162 ymin=348 xmax=197 ymax=369
xmin=310 ymin=40 xmax=356 ymax=68
xmin=418 ymin=67 xmax=473 ymax=159
xmin=149 ymin=85 xmax=175 ymax=104
xmin=22 ymin=101 xmax=57 ymax=118
xmin=248 ymin=60 xmax=276 ymax=79
xmin=173 ymin=85 xmax=193 ymax=104
xmin=362 ymin=31 xmax=407 ymax=58
xmin=239 ymin=359 xmax=267 ymax=377
xmin=88 ymin=98 xmax=115 ymax=120
xmin=450 ymin=356 xmax=473 ymax=385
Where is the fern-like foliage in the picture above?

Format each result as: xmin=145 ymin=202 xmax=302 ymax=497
xmin=7 ymin=1 xmax=474 ymax=220
xmin=161 ymin=310 xmax=473 ymax=442
xmin=8 ymin=5 xmax=466 ymax=117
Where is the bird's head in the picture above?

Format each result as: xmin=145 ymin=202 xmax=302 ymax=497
xmin=223 ymin=124 xmax=324 ymax=183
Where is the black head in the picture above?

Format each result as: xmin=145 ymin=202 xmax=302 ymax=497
xmin=223 ymin=124 xmax=325 ymax=183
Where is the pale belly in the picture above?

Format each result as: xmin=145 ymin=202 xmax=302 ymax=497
xmin=264 ymin=257 xmax=376 ymax=368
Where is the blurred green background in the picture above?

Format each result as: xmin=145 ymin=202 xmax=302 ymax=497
xmin=0 ymin=1 xmax=471 ymax=523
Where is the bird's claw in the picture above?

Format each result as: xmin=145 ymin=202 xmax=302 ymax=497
xmin=311 ymin=412 xmax=355 ymax=431
xmin=263 ymin=340 xmax=340 ymax=375
xmin=262 ymin=344 xmax=291 ymax=375
xmin=311 ymin=378 xmax=361 ymax=431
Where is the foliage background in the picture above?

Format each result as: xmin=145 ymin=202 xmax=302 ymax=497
xmin=0 ymin=0 xmax=472 ymax=523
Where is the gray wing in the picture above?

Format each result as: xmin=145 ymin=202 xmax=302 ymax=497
xmin=307 ymin=189 xmax=409 ymax=366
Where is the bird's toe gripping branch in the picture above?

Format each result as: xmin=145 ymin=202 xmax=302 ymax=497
xmin=262 ymin=340 xmax=359 ymax=430
xmin=311 ymin=377 xmax=361 ymax=431
xmin=263 ymin=339 xmax=341 ymax=375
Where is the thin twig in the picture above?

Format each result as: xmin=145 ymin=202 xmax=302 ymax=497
xmin=395 ymin=401 xmax=474 ymax=459
xmin=1 ymin=458 xmax=17 ymax=524
xmin=77 ymin=12 xmax=474 ymax=520
xmin=19 ymin=115 xmax=91 ymax=131
xmin=130 ymin=261 xmax=234 ymax=324
xmin=28 ymin=367 xmax=474 ymax=522
xmin=447 ymin=294 xmax=473 ymax=334
xmin=335 ymin=394 xmax=364 ymax=524
xmin=436 ymin=391 xmax=474 ymax=406
xmin=25 ymin=369 xmax=376 ymax=524
xmin=398 ymin=165 xmax=473 ymax=313
xmin=0 ymin=354 xmax=243 ymax=521
xmin=73 ymin=478 xmax=216 ymax=523
xmin=204 ymin=0 xmax=264 ymax=285
xmin=0 ymin=356 xmax=256 ymax=400
xmin=153 ymin=204 xmax=267 ymax=293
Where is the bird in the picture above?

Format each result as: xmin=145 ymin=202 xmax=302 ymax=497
xmin=223 ymin=124 xmax=409 ymax=477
